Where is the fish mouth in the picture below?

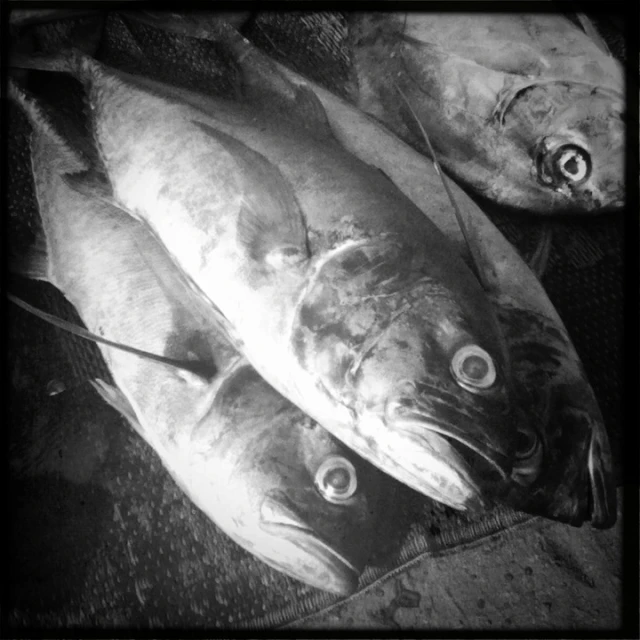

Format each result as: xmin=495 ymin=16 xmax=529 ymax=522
xmin=498 ymin=404 xmax=616 ymax=528
xmin=371 ymin=420 xmax=494 ymax=513
xmin=259 ymin=494 xmax=360 ymax=595
xmin=392 ymin=381 xmax=516 ymax=475
xmin=389 ymin=395 xmax=514 ymax=483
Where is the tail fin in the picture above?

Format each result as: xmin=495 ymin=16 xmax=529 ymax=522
xmin=8 ymin=78 xmax=87 ymax=173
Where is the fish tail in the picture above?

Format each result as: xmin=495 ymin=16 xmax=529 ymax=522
xmin=7 ymin=78 xmax=87 ymax=173
xmin=9 ymin=46 xmax=98 ymax=83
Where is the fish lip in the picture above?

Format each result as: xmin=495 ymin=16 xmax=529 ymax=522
xmin=378 ymin=424 xmax=489 ymax=513
xmin=394 ymin=413 xmax=513 ymax=481
xmin=259 ymin=494 xmax=361 ymax=595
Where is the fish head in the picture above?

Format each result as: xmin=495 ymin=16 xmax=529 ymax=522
xmin=293 ymin=235 xmax=519 ymax=511
xmin=188 ymin=363 xmax=384 ymax=595
xmin=491 ymin=306 xmax=616 ymax=528
xmin=532 ymin=92 xmax=625 ymax=213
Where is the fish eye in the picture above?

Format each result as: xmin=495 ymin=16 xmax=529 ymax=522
xmin=537 ymin=143 xmax=592 ymax=187
xmin=450 ymin=344 xmax=497 ymax=392
xmin=314 ymin=457 xmax=358 ymax=503
xmin=554 ymin=145 xmax=591 ymax=183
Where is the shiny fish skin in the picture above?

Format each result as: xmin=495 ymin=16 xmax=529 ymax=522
xmin=250 ymin=11 xmax=625 ymax=214
xmin=108 ymin=11 xmax=616 ymax=528
xmin=9 ymin=82 xmax=390 ymax=595
xmin=13 ymin=47 xmax=524 ymax=512
xmin=262 ymin=53 xmax=616 ymax=528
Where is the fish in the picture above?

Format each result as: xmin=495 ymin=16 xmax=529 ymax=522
xmin=11 ymin=44 xmax=526 ymax=514
xmin=8 ymin=80 xmax=392 ymax=595
xmin=248 ymin=11 xmax=625 ymax=214
xmin=107 ymin=11 xmax=616 ymax=528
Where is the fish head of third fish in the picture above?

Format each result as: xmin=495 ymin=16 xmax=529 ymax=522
xmin=188 ymin=363 xmax=383 ymax=595
xmin=292 ymin=234 xmax=519 ymax=512
xmin=529 ymin=91 xmax=625 ymax=213
xmin=489 ymin=306 xmax=617 ymax=528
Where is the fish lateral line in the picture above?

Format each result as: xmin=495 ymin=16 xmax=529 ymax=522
xmin=392 ymin=81 xmax=491 ymax=293
xmin=6 ymin=291 xmax=216 ymax=380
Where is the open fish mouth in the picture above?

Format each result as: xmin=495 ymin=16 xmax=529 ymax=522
xmin=496 ymin=403 xmax=616 ymax=528
xmin=397 ymin=414 xmax=513 ymax=480
xmin=259 ymin=494 xmax=360 ymax=595
xmin=364 ymin=421 xmax=493 ymax=513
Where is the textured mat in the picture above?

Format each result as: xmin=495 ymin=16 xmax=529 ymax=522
xmin=5 ymin=9 xmax=626 ymax=630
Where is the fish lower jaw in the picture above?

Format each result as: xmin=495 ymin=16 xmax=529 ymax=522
xmin=396 ymin=411 xmax=513 ymax=480
xmin=256 ymin=525 xmax=361 ymax=595
xmin=358 ymin=416 xmax=488 ymax=512
xmin=259 ymin=497 xmax=361 ymax=594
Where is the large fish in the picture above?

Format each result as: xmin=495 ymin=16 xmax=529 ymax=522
xmin=12 ymin=44 xmax=532 ymax=513
xmin=8 ymin=81 xmax=391 ymax=595
xmin=108 ymin=11 xmax=616 ymax=528
xmin=248 ymin=11 xmax=625 ymax=214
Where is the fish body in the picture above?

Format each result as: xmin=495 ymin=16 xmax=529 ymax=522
xmin=257 ymin=49 xmax=616 ymax=527
xmin=9 ymin=82 xmax=390 ymax=595
xmin=104 ymin=10 xmax=615 ymax=526
xmin=15 ymin=47 xmax=526 ymax=512
xmin=252 ymin=11 xmax=625 ymax=214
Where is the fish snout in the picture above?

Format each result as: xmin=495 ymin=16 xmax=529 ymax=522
xmin=259 ymin=490 xmax=363 ymax=595
xmin=388 ymin=378 xmax=518 ymax=476
xmin=499 ymin=404 xmax=616 ymax=528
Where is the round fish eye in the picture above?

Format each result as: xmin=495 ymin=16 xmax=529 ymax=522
xmin=537 ymin=142 xmax=591 ymax=187
xmin=314 ymin=457 xmax=358 ymax=503
xmin=450 ymin=344 xmax=497 ymax=392
xmin=554 ymin=145 xmax=591 ymax=183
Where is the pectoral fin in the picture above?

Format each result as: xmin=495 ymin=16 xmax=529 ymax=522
xmin=192 ymin=119 xmax=310 ymax=268
xmin=525 ymin=227 xmax=553 ymax=279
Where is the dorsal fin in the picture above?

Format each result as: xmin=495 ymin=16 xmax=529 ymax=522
xmin=10 ymin=47 xmax=84 ymax=75
xmin=8 ymin=78 xmax=88 ymax=172
xmin=393 ymin=82 xmax=492 ymax=293
xmin=119 ymin=10 xmax=337 ymax=140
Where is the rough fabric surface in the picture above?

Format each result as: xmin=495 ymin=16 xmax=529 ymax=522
xmin=6 ymin=9 xmax=627 ymax=631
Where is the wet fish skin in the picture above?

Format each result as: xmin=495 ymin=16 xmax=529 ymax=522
xmin=265 ymin=61 xmax=615 ymax=527
xmin=14 ymin=46 xmax=523 ymax=512
xmin=109 ymin=11 xmax=616 ymax=527
xmin=9 ymin=82 xmax=389 ymax=595
xmin=252 ymin=11 xmax=625 ymax=214
xmin=488 ymin=304 xmax=615 ymax=527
